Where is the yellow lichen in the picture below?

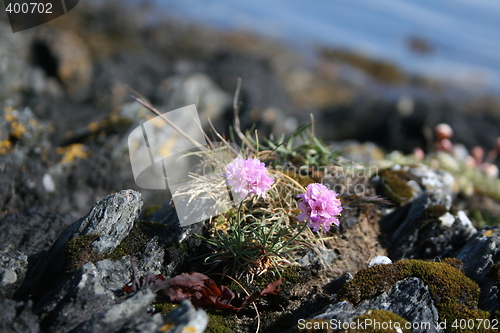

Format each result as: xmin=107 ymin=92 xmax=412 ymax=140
xmin=182 ymin=326 xmax=198 ymax=333
xmin=4 ymin=106 xmax=15 ymax=122
xmin=88 ymin=122 xmax=100 ymax=132
xmin=56 ymin=143 xmax=90 ymax=163
xmin=0 ymin=140 xmax=12 ymax=155
xmin=159 ymin=323 xmax=175 ymax=332
xmin=483 ymin=230 xmax=493 ymax=237
xmin=159 ymin=137 xmax=177 ymax=158
xmin=10 ymin=122 xmax=26 ymax=139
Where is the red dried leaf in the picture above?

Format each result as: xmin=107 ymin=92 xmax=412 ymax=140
xmin=260 ymin=277 xmax=283 ymax=296
xmin=124 ymin=271 xmax=283 ymax=312
xmin=122 ymin=285 xmax=135 ymax=293
xmin=239 ymin=277 xmax=283 ymax=310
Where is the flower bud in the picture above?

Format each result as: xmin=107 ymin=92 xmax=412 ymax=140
xmin=437 ymin=139 xmax=453 ymax=152
xmin=471 ymin=146 xmax=484 ymax=165
xmin=435 ymin=123 xmax=453 ymax=141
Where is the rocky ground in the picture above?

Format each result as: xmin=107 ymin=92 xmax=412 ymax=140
xmin=1 ymin=2 xmax=500 ymax=333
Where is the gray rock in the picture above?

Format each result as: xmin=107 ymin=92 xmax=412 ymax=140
xmin=405 ymin=164 xmax=456 ymax=197
xmin=383 ymin=190 xmax=474 ymax=260
xmin=37 ymin=260 xmax=131 ymax=333
xmin=130 ymin=313 xmax=165 ymax=333
xmin=0 ymin=107 xmax=53 ymax=219
xmin=325 ymin=272 xmax=353 ymax=295
xmin=16 ymin=190 xmax=142 ymax=302
xmin=315 ymin=278 xmax=442 ymax=333
xmin=0 ymin=208 xmax=71 ymax=255
xmin=0 ymin=251 xmax=28 ymax=299
xmin=162 ymin=299 xmax=208 ymax=333
xmin=147 ymin=202 xmax=203 ymax=275
xmin=49 ymin=189 xmax=142 ymax=255
xmin=79 ymin=189 xmax=142 ymax=254
xmin=70 ymin=289 xmax=155 ymax=333
xmin=207 ymin=52 xmax=295 ymax=137
xmin=33 ymin=28 xmax=92 ymax=101
xmin=455 ymin=225 xmax=500 ymax=312
xmin=134 ymin=238 xmax=165 ymax=276
xmin=0 ymin=23 xmax=62 ymax=104
xmin=298 ymin=249 xmax=338 ymax=267
xmin=156 ymin=73 xmax=232 ymax=129
xmin=0 ymin=299 xmax=40 ymax=333
xmin=358 ymin=278 xmax=440 ymax=332
xmin=313 ymin=300 xmax=356 ymax=324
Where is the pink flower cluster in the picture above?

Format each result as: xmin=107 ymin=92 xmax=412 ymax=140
xmin=225 ymin=157 xmax=274 ymax=199
xmin=297 ymin=183 xmax=342 ymax=232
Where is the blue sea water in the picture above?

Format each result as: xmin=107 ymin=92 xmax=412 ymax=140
xmin=148 ymin=0 xmax=500 ymax=92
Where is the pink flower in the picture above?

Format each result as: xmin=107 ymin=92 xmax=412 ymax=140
xmin=297 ymin=183 xmax=342 ymax=232
xmin=225 ymin=157 xmax=274 ymax=199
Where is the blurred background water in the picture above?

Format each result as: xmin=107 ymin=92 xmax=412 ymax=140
xmin=149 ymin=0 xmax=500 ymax=92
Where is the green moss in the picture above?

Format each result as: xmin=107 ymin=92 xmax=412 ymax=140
xmin=442 ymin=257 xmax=465 ymax=272
xmin=156 ymin=301 xmax=237 ymax=332
xmin=379 ymin=169 xmax=416 ymax=204
xmin=155 ymin=302 xmax=237 ymax=332
xmin=491 ymin=310 xmax=500 ymax=321
xmin=339 ymin=259 xmax=488 ymax=333
xmin=339 ymin=262 xmax=403 ymax=304
xmin=225 ymin=265 xmax=302 ymax=297
xmin=204 ymin=308 xmax=238 ymax=333
xmin=489 ymin=261 xmax=500 ymax=287
xmin=350 ymin=310 xmax=411 ymax=333
xmin=109 ymin=220 xmax=168 ymax=260
xmin=63 ymin=234 xmax=104 ymax=272
xmin=154 ymin=301 xmax=178 ymax=315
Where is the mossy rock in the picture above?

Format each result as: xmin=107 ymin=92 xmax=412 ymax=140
xmin=63 ymin=233 xmax=105 ymax=272
xmin=350 ymin=310 xmax=411 ymax=333
xmin=109 ymin=220 xmax=169 ymax=260
xmin=379 ymin=169 xmax=417 ymax=204
xmin=421 ymin=204 xmax=449 ymax=221
xmin=339 ymin=259 xmax=489 ymax=333
xmin=339 ymin=261 xmax=403 ymax=304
